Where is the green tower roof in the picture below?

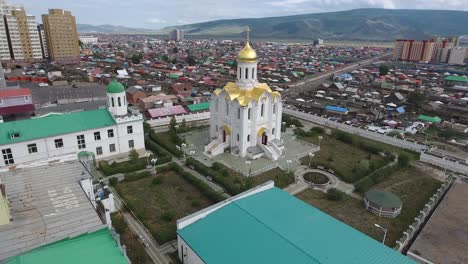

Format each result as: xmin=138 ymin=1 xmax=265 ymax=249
xmin=107 ymin=80 xmax=125 ymax=93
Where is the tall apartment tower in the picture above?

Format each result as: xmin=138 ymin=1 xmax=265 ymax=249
xmin=0 ymin=0 xmax=21 ymax=61
xmin=37 ymin=24 xmax=48 ymax=58
xmin=4 ymin=8 xmax=43 ymax=62
xmin=42 ymin=9 xmax=80 ymax=64
xmin=170 ymin=29 xmax=184 ymax=42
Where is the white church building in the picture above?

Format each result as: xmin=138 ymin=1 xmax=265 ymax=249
xmin=205 ymin=29 xmax=284 ymax=160
xmin=0 ymin=80 xmax=145 ymax=168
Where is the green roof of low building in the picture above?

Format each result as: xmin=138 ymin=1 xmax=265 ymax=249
xmin=187 ymin=102 xmax=210 ymax=112
xmin=178 ymin=187 xmax=415 ymax=264
xmin=6 ymin=228 xmax=127 ymax=264
xmin=107 ymin=80 xmax=125 ymax=93
xmin=0 ymin=109 xmax=116 ymax=145
xmin=365 ymin=189 xmax=402 ymax=208
xmin=444 ymin=76 xmax=468 ymax=82
xmin=417 ymin=115 xmax=442 ymax=123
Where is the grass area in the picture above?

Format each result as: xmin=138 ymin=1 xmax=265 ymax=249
xmin=297 ymin=166 xmax=441 ymax=247
xmin=299 ymin=132 xmax=392 ymax=183
xmin=186 ymin=158 xmax=294 ymax=195
xmin=116 ymin=170 xmax=215 ymax=244
xmin=111 ymin=213 xmax=153 ymax=264
xmin=303 ymin=172 xmax=329 ymax=184
xmin=151 ymin=131 xmax=184 ymax=157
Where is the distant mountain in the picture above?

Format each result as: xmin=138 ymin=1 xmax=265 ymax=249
xmin=162 ymin=9 xmax=468 ymax=41
xmin=77 ymin=24 xmax=156 ymax=33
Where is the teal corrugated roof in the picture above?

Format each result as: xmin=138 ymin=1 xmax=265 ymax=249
xmin=178 ymin=187 xmax=415 ymax=264
xmin=417 ymin=115 xmax=441 ymax=123
xmin=6 ymin=228 xmax=127 ymax=264
xmin=0 ymin=109 xmax=116 ymax=145
xmin=187 ymin=102 xmax=210 ymax=112
xmin=444 ymin=76 xmax=468 ymax=82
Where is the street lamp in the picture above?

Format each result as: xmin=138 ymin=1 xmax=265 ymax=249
xmin=308 ymin=152 xmax=315 ymax=168
xmin=245 ymin=160 xmax=252 ymax=177
xmin=151 ymin=158 xmax=158 ymax=175
xmin=176 ymin=143 xmax=187 ymax=159
xmin=374 ymin=223 xmax=387 ymax=244
xmin=318 ymin=136 xmax=323 ymax=150
xmin=286 ymin=160 xmax=292 ymax=174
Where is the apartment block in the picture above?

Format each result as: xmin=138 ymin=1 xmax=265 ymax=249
xmin=42 ymin=9 xmax=80 ymax=64
xmin=37 ymin=24 xmax=48 ymax=58
xmin=448 ymin=48 xmax=466 ymax=66
xmin=0 ymin=0 xmax=21 ymax=61
xmin=393 ymin=38 xmax=464 ymax=65
xmin=4 ymin=8 xmax=42 ymax=62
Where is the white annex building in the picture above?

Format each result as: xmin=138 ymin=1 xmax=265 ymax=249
xmin=205 ymin=28 xmax=284 ymax=160
xmin=0 ymin=80 xmax=145 ymax=167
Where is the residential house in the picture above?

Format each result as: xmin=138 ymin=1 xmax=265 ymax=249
xmin=126 ymin=86 xmax=147 ymax=105
xmin=0 ymin=88 xmax=35 ymax=118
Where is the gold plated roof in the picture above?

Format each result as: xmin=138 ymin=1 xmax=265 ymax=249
xmin=238 ymin=41 xmax=257 ymax=63
xmin=214 ymin=82 xmax=280 ymax=107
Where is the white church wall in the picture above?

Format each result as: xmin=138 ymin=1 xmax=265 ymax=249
xmin=178 ymin=236 xmax=205 ymax=264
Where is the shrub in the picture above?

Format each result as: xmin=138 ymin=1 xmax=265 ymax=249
xmin=398 ymin=153 xmax=411 ymax=168
xmin=161 ymin=211 xmax=174 ymax=222
xmin=283 ymin=114 xmax=304 ymax=128
xmin=125 ymin=171 xmax=151 ymax=182
xmin=144 ymin=136 xmax=172 ymax=164
xmin=191 ymin=200 xmax=201 ymax=207
xmin=98 ymin=158 xmax=147 ymax=176
xmin=152 ymin=177 xmax=163 ymax=185
xmin=149 ymin=131 xmax=183 ymax=157
xmin=310 ymin=126 xmax=325 ymax=134
xmin=326 ymin=188 xmax=344 ymax=201
xmin=334 ymin=131 xmax=354 ymax=144
xmin=109 ymin=177 xmax=118 ymax=187
xmin=128 ymin=149 xmax=139 ymax=162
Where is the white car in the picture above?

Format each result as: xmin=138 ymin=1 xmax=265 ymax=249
xmin=38 ymin=83 xmax=49 ymax=87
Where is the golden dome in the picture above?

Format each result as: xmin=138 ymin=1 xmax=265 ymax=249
xmin=238 ymin=41 xmax=257 ymax=63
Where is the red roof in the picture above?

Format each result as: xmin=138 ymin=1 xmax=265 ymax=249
xmin=0 ymin=104 xmax=35 ymax=115
xmin=0 ymin=88 xmax=31 ymax=99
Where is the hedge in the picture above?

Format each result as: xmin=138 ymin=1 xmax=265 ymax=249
xmin=186 ymin=157 xmax=243 ymax=195
xmin=124 ymin=171 xmax=151 ymax=182
xmin=145 ymin=136 xmax=172 ymax=164
xmin=158 ymin=162 xmax=225 ymax=203
xmin=98 ymin=158 xmax=147 ymax=176
xmin=354 ymin=164 xmax=401 ymax=193
xmin=149 ymin=130 xmax=183 ymax=158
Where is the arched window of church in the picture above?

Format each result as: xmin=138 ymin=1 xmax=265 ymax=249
xmin=238 ymin=108 xmax=241 ymax=119
xmin=226 ymin=102 xmax=229 ymax=115
xmin=245 ymin=68 xmax=249 ymax=80
xmin=248 ymin=108 xmax=251 ymax=120
xmin=118 ymin=97 xmax=122 ymax=107
xmin=237 ymin=134 xmax=239 ymax=141
xmin=239 ymin=67 xmax=242 ymax=79
xmin=252 ymin=67 xmax=255 ymax=79
xmin=261 ymin=104 xmax=264 ymax=117
xmin=273 ymin=104 xmax=276 ymax=114
xmin=272 ymin=128 xmax=275 ymax=135
xmin=247 ymin=135 xmax=250 ymax=142
xmin=111 ymin=97 xmax=115 ymax=107
xmin=216 ymin=125 xmax=218 ymax=131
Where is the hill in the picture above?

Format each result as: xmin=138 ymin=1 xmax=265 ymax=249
xmin=77 ymin=24 xmax=156 ymax=33
xmin=162 ymin=9 xmax=468 ymax=41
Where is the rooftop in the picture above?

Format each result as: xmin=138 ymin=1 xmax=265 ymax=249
xmin=0 ymin=161 xmax=105 ymax=261
xmin=187 ymin=102 xmax=210 ymax=112
xmin=178 ymin=187 xmax=414 ymax=264
xmin=5 ymin=228 xmax=127 ymax=264
xmin=444 ymin=75 xmax=468 ymax=82
xmin=0 ymin=109 xmax=116 ymax=145
xmin=365 ymin=189 xmax=402 ymax=208
xmin=0 ymin=88 xmax=31 ymax=99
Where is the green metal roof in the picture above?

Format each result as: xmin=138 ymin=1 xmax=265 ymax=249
xmin=417 ymin=115 xmax=442 ymax=123
xmin=107 ymin=80 xmax=125 ymax=93
xmin=365 ymin=190 xmax=402 ymax=208
xmin=178 ymin=187 xmax=415 ymax=264
xmin=187 ymin=102 xmax=210 ymax=112
xmin=6 ymin=228 xmax=127 ymax=264
xmin=444 ymin=75 xmax=468 ymax=82
xmin=0 ymin=109 xmax=116 ymax=145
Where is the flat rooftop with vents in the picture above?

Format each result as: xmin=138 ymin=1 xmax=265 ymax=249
xmin=0 ymin=161 xmax=105 ymax=261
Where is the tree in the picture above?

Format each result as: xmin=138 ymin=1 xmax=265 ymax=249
xmin=398 ymin=153 xmax=411 ymax=168
xmin=162 ymin=54 xmax=169 ymax=62
xmin=327 ymin=188 xmax=343 ymax=201
xmin=172 ymin=47 xmax=179 ymax=53
xmin=356 ymin=159 xmax=370 ymax=176
xmin=379 ymin=65 xmax=389 ymax=76
xmin=131 ymin=54 xmax=141 ymax=64
xmin=187 ymin=55 xmax=196 ymax=66
xmin=169 ymin=116 xmax=177 ymax=131
xmin=78 ymin=40 xmax=84 ymax=48
xmin=128 ymin=149 xmax=139 ymax=162
xmin=407 ymin=91 xmax=426 ymax=107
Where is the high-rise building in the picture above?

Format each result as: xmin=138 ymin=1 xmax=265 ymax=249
xmin=4 ymin=8 xmax=42 ymax=62
xmin=37 ymin=24 xmax=48 ymax=58
xmin=393 ymin=40 xmax=434 ymax=63
xmin=0 ymin=0 xmax=21 ymax=61
xmin=448 ymin=48 xmax=466 ymax=65
xmin=170 ymin=29 xmax=184 ymax=42
xmin=42 ymin=9 xmax=80 ymax=64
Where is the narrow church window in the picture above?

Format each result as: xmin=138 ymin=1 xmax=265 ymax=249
xmin=247 ymin=135 xmax=250 ymax=142
xmin=252 ymin=67 xmax=255 ymax=79
xmin=237 ymin=134 xmax=239 ymax=141
xmin=226 ymin=103 xmax=229 ymax=115
xmin=245 ymin=68 xmax=249 ymax=79
xmin=248 ymin=108 xmax=251 ymax=120
xmin=261 ymin=104 xmax=264 ymax=117
xmin=238 ymin=108 xmax=241 ymax=119
xmin=118 ymin=97 xmax=121 ymax=107
xmin=272 ymin=128 xmax=275 ymax=135
xmin=111 ymin=97 xmax=115 ymax=107
xmin=273 ymin=104 xmax=276 ymax=114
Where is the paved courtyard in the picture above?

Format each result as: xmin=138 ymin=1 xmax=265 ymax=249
xmin=182 ymin=128 xmax=318 ymax=176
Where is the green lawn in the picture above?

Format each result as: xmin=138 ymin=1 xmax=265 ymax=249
xmin=297 ymin=166 xmax=441 ymax=247
xmin=116 ymin=170 xmax=214 ymax=244
xmin=299 ymin=134 xmax=391 ymax=183
xmin=111 ymin=213 xmax=153 ymax=264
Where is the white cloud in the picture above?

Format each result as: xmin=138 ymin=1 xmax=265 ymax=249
xmin=146 ymin=18 xmax=167 ymax=24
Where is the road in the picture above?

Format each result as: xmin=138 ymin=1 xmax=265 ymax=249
xmin=285 ymin=52 xmax=392 ymax=95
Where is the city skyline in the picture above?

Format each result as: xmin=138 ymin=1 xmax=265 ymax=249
xmin=10 ymin=0 xmax=468 ymax=29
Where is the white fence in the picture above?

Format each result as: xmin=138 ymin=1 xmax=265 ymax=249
xmin=395 ymin=175 xmax=455 ymax=252
xmin=284 ymin=108 xmax=468 ymax=175
xmin=147 ymin=111 xmax=210 ymax=127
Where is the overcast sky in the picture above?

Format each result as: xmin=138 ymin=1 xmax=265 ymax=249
xmin=14 ymin=0 xmax=468 ymax=29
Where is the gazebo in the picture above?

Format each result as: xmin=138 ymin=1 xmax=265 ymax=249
xmin=364 ymin=189 xmax=402 ymax=218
